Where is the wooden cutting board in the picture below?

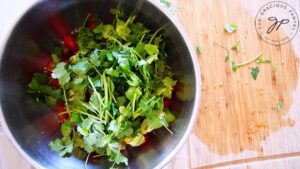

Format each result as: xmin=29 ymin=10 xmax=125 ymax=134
xmin=164 ymin=0 xmax=300 ymax=168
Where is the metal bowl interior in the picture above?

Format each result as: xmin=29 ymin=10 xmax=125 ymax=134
xmin=0 ymin=0 xmax=200 ymax=169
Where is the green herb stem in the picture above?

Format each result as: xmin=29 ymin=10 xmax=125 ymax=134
xmin=62 ymin=86 xmax=70 ymax=114
xmin=236 ymin=53 xmax=263 ymax=67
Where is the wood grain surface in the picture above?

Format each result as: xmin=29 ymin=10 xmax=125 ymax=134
xmin=165 ymin=0 xmax=300 ymax=168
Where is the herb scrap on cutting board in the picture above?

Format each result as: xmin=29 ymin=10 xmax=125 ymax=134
xmin=251 ymin=66 xmax=260 ymax=80
xmin=256 ymin=58 xmax=272 ymax=64
xmin=231 ymin=41 xmax=240 ymax=51
xmin=224 ymin=23 xmax=238 ymax=33
xmin=196 ymin=45 xmax=202 ymax=56
xmin=225 ymin=50 xmax=230 ymax=62
xmin=276 ymin=102 xmax=284 ymax=111
xmin=27 ymin=8 xmax=177 ymax=168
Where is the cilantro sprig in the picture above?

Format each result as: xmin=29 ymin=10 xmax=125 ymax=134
xmin=28 ymin=8 xmax=176 ymax=168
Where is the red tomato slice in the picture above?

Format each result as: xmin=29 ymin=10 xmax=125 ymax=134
xmin=143 ymin=134 xmax=149 ymax=143
xmin=44 ymin=59 xmax=54 ymax=74
xmin=48 ymin=14 xmax=71 ymax=39
xmin=52 ymin=101 xmax=69 ymax=124
xmin=64 ymin=35 xmax=78 ymax=52
xmin=173 ymin=82 xmax=182 ymax=92
xmin=49 ymin=78 xmax=60 ymax=89
xmin=62 ymin=58 xmax=69 ymax=63
xmin=62 ymin=46 xmax=73 ymax=58
xmin=163 ymin=98 xmax=172 ymax=108
xmin=59 ymin=113 xmax=69 ymax=124
xmin=88 ymin=22 xmax=98 ymax=30
xmin=53 ymin=101 xmax=66 ymax=112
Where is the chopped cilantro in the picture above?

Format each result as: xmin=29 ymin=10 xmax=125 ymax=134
xmin=276 ymin=102 xmax=283 ymax=111
xmin=160 ymin=0 xmax=171 ymax=7
xmin=51 ymin=62 xmax=70 ymax=85
xmin=225 ymin=50 xmax=230 ymax=62
xmin=27 ymin=8 xmax=176 ymax=168
xmin=231 ymin=61 xmax=238 ymax=72
xmin=251 ymin=66 xmax=260 ymax=80
xmin=224 ymin=24 xmax=238 ymax=33
xmin=231 ymin=41 xmax=240 ymax=51
xmin=196 ymin=46 xmax=202 ymax=56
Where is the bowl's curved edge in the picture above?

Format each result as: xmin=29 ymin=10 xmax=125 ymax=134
xmin=0 ymin=1 xmax=201 ymax=169
xmin=0 ymin=2 xmax=47 ymax=169
xmin=147 ymin=1 xmax=201 ymax=169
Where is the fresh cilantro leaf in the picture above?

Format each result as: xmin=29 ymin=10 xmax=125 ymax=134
xmin=276 ymin=102 xmax=283 ymax=111
xmin=231 ymin=41 xmax=240 ymax=51
xmin=27 ymin=73 xmax=62 ymax=103
xmin=105 ymin=68 xmax=120 ymax=77
xmin=124 ymin=133 xmax=145 ymax=147
xmin=108 ymin=142 xmax=120 ymax=153
xmin=93 ymin=23 xmax=104 ymax=34
xmin=146 ymin=54 xmax=158 ymax=64
xmin=51 ymin=62 xmax=70 ymax=85
xmin=165 ymin=110 xmax=175 ymax=123
xmin=52 ymin=47 xmax=62 ymax=63
xmin=118 ymin=57 xmax=130 ymax=70
xmin=160 ymin=0 xmax=171 ymax=7
xmin=83 ymin=132 xmax=100 ymax=153
xmin=70 ymin=112 xmax=81 ymax=123
xmin=73 ymin=133 xmax=84 ymax=148
xmin=225 ymin=50 xmax=230 ymax=62
xmin=92 ymin=78 xmax=102 ymax=88
xmin=144 ymin=44 xmax=159 ymax=55
xmin=110 ymin=8 xmax=124 ymax=17
xmin=108 ymin=120 xmax=118 ymax=132
xmin=45 ymin=96 xmax=58 ymax=107
xmin=89 ymin=49 xmax=101 ymax=67
xmin=51 ymin=54 xmax=60 ymax=64
xmin=125 ymin=87 xmax=142 ymax=101
xmin=116 ymin=96 xmax=126 ymax=107
xmin=71 ymin=60 xmax=91 ymax=75
xmin=110 ymin=151 xmax=128 ymax=165
xmin=126 ymin=73 xmax=140 ymax=86
xmin=61 ymin=121 xmax=72 ymax=137
xmin=28 ymin=73 xmax=48 ymax=90
xmin=82 ymin=118 xmax=94 ymax=130
xmin=155 ymin=77 xmax=177 ymax=98
xmin=225 ymin=24 xmax=238 ymax=33
xmin=196 ymin=46 xmax=202 ymax=55
xmin=106 ymin=53 xmax=114 ymax=61
xmin=251 ymin=66 xmax=260 ymax=80
xmin=49 ymin=139 xmax=64 ymax=152
xmin=49 ymin=137 xmax=73 ymax=157
xmin=231 ymin=61 xmax=238 ymax=72
xmin=145 ymin=113 xmax=163 ymax=130
xmin=103 ymin=25 xmax=115 ymax=39
xmin=135 ymin=42 xmax=145 ymax=54
xmin=60 ymin=142 xmax=73 ymax=157
xmin=116 ymin=19 xmax=131 ymax=40
xmin=77 ymin=126 xmax=89 ymax=137
xmin=54 ymin=47 xmax=62 ymax=57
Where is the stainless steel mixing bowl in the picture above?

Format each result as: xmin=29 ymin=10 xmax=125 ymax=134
xmin=0 ymin=0 xmax=200 ymax=168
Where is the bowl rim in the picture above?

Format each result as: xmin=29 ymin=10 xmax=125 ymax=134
xmin=0 ymin=0 xmax=201 ymax=169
